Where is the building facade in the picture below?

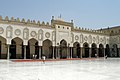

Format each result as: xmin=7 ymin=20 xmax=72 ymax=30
xmin=0 ymin=16 xmax=119 ymax=59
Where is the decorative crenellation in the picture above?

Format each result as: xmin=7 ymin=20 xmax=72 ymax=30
xmin=27 ymin=19 xmax=30 ymax=23
xmin=37 ymin=21 xmax=40 ymax=25
xmin=0 ymin=16 xmax=111 ymax=36
xmin=0 ymin=16 xmax=50 ymax=27
xmin=74 ymin=26 xmax=107 ymax=35
xmin=5 ymin=16 xmax=9 ymax=21
xmin=21 ymin=18 xmax=25 ymax=23
xmin=11 ymin=17 xmax=14 ymax=21
xmin=16 ymin=18 xmax=20 ymax=22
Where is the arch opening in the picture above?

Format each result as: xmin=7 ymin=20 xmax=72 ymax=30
xmin=91 ymin=43 xmax=97 ymax=57
xmin=105 ymin=44 xmax=110 ymax=57
xmin=112 ymin=44 xmax=119 ymax=57
xmin=10 ymin=40 xmax=16 ymax=59
xmin=60 ymin=40 xmax=67 ymax=59
xmin=73 ymin=42 xmax=80 ymax=58
xmin=99 ymin=44 xmax=104 ymax=57
xmin=83 ymin=43 xmax=89 ymax=58
xmin=42 ymin=39 xmax=52 ymax=59
xmin=26 ymin=38 xmax=39 ymax=59
xmin=0 ymin=36 xmax=7 ymax=59
xmin=10 ymin=37 xmax=23 ymax=59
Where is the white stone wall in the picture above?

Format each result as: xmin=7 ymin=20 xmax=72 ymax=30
xmin=72 ymin=31 xmax=109 ymax=48
xmin=0 ymin=24 xmax=55 ymax=46
xmin=55 ymin=24 xmax=71 ymax=46
xmin=0 ymin=23 xmax=110 ymax=47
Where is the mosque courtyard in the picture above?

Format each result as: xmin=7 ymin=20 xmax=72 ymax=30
xmin=0 ymin=58 xmax=120 ymax=80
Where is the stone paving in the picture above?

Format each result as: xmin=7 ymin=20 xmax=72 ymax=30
xmin=0 ymin=58 xmax=120 ymax=80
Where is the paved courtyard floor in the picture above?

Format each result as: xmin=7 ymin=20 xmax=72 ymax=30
xmin=0 ymin=58 xmax=120 ymax=80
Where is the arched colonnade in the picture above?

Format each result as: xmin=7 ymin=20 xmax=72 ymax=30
xmin=0 ymin=36 xmax=117 ymax=59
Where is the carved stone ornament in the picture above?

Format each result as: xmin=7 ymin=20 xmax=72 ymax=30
xmin=6 ymin=26 xmax=13 ymax=38
xmin=31 ymin=31 xmax=37 ymax=37
xmin=52 ymin=31 xmax=55 ymax=41
xmin=113 ymin=37 xmax=117 ymax=43
xmin=15 ymin=29 xmax=21 ymax=36
xmin=110 ymin=37 xmax=113 ymax=42
xmin=0 ymin=27 xmax=4 ymax=34
xmin=93 ymin=37 xmax=96 ymax=43
xmin=75 ymin=35 xmax=79 ymax=40
xmin=38 ymin=29 xmax=43 ymax=40
xmin=80 ymin=34 xmax=83 ymax=43
xmin=23 ymin=28 xmax=29 ymax=40
xmin=88 ymin=35 xmax=92 ymax=44
xmin=71 ymin=33 xmax=74 ymax=43
xmin=103 ymin=37 xmax=106 ymax=44
xmin=39 ymin=29 xmax=43 ymax=33
xmin=45 ymin=32 xmax=50 ymax=38
xmin=84 ymin=36 xmax=88 ymax=42
xmin=96 ymin=36 xmax=99 ymax=44
xmin=100 ymin=38 xmax=103 ymax=43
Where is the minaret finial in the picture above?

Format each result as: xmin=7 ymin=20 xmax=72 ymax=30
xmin=60 ymin=14 xmax=61 ymax=18
xmin=58 ymin=14 xmax=61 ymax=19
xmin=52 ymin=16 xmax=54 ymax=20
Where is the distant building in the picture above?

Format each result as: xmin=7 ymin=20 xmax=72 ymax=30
xmin=0 ymin=16 xmax=119 ymax=59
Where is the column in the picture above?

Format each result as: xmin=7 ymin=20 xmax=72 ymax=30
xmin=7 ymin=44 xmax=10 ymax=60
xmin=52 ymin=46 xmax=54 ymax=59
xmin=68 ymin=47 xmax=70 ymax=58
xmin=80 ymin=47 xmax=83 ymax=58
xmin=39 ymin=46 xmax=41 ymax=59
xmin=55 ymin=47 xmax=57 ymax=59
xmin=71 ymin=47 xmax=72 ymax=58
xmin=96 ymin=48 xmax=98 ymax=58
xmin=58 ymin=47 xmax=60 ymax=59
xmin=89 ymin=47 xmax=91 ymax=58
xmin=24 ymin=45 xmax=26 ymax=59
xmin=104 ymin=48 xmax=106 ymax=58
xmin=118 ymin=47 xmax=120 ymax=57
xmin=67 ymin=47 xmax=69 ymax=58
xmin=67 ymin=44 xmax=70 ymax=58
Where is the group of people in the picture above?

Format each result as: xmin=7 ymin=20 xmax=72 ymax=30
xmin=95 ymin=54 xmax=107 ymax=59
xmin=32 ymin=53 xmax=107 ymax=64
xmin=33 ymin=54 xmax=46 ymax=63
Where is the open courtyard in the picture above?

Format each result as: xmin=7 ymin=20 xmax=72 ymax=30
xmin=0 ymin=58 xmax=120 ymax=80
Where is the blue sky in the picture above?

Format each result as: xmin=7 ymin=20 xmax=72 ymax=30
xmin=0 ymin=0 xmax=120 ymax=29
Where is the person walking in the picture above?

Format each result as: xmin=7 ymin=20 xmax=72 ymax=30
xmin=42 ymin=56 xmax=46 ymax=63
xmin=105 ymin=55 xmax=107 ymax=59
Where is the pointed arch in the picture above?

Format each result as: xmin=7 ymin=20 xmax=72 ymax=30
xmin=73 ymin=42 xmax=80 ymax=58
xmin=83 ymin=42 xmax=89 ymax=58
xmin=27 ymin=38 xmax=39 ymax=59
xmin=112 ymin=44 xmax=119 ymax=57
xmin=105 ymin=44 xmax=110 ymax=57
xmin=91 ymin=43 xmax=97 ymax=57
xmin=60 ymin=39 xmax=67 ymax=59
xmin=10 ymin=37 xmax=23 ymax=59
xmin=42 ymin=39 xmax=52 ymax=59
xmin=99 ymin=44 xmax=104 ymax=57
xmin=0 ymin=36 xmax=7 ymax=59
xmin=10 ymin=39 xmax=16 ymax=59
